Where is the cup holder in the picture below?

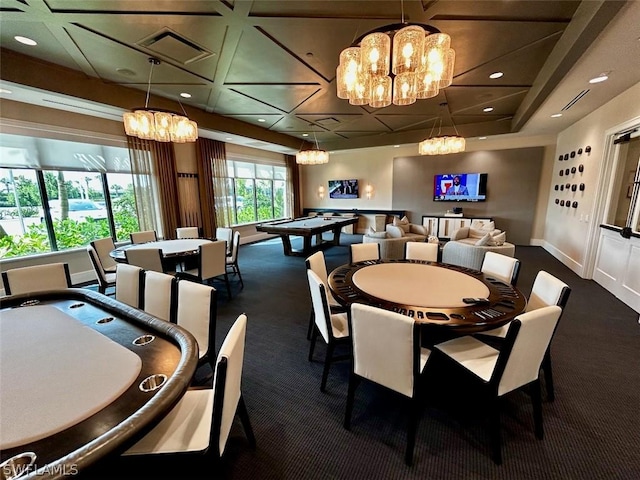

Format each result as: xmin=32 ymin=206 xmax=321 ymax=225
xmin=0 ymin=452 xmax=37 ymax=480
xmin=19 ymin=300 xmax=40 ymax=307
xmin=139 ymin=374 xmax=167 ymax=393
xmin=96 ymin=317 xmax=115 ymax=324
xmin=450 ymin=313 xmax=465 ymax=320
xmin=133 ymin=334 xmax=155 ymax=346
xmin=69 ymin=302 xmax=85 ymax=309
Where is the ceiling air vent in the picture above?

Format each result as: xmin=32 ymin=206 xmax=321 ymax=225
xmin=561 ymin=89 xmax=590 ymax=111
xmin=138 ymin=28 xmax=213 ymax=65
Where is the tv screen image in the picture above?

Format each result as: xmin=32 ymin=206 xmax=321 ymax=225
xmin=434 ymin=173 xmax=487 ymax=202
xmin=328 ymin=179 xmax=359 ymax=199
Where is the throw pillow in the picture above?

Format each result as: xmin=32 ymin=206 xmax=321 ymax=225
xmin=475 ymin=232 xmax=492 ymax=246
xmin=367 ymin=231 xmax=388 ymax=239
xmin=489 ymin=231 xmax=506 ymax=246
xmin=393 ymin=216 xmax=411 ymax=234
xmin=410 ymin=224 xmax=428 ymax=236
xmin=469 ymin=226 xmax=500 ymax=239
xmin=470 ymin=220 xmax=495 ymax=231
xmin=386 ymin=225 xmax=404 ymax=238
xmin=451 ymin=226 xmax=469 ymax=240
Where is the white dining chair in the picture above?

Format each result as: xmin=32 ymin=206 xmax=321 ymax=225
xmin=345 ymin=303 xmax=431 ymax=466
xmin=434 ymin=305 xmax=562 ymax=465
xmin=178 ymin=240 xmax=231 ymax=299
xmin=305 ymin=251 xmax=347 ymax=340
xmin=115 ymin=263 xmax=143 ymax=308
xmin=404 ymin=242 xmax=439 ymax=262
xmin=2 ymin=263 xmax=72 ymax=296
xmin=349 ymin=242 xmax=380 ymax=264
xmin=141 ymin=270 xmax=178 ymax=323
xmin=226 ymin=230 xmax=243 ymax=289
xmin=216 ymin=227 xmax=233 ymax=255
xmin=125 ymin=248 xmax=168 ymax=274
xmin=176 ymin=226 xmax=200 ymax=239
xmin=90 ymin=237 xmax=118 ymax=273
xmin=481 ymin=251 xmax=521 ymax=286
xmin=87 ymin=245 xmax=116 ymax=295
xmin=130 ymin=230 xmax=158 ymax=244
xmin=123 ymin=313 xmax=255 ymax=462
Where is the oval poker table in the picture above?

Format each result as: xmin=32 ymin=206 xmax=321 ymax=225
xmin=0 ymin=289 xmax=198 ymax=479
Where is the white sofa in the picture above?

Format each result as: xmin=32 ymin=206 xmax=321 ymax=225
xmin=362 ymin=217 xmax=429 ymax=259
xmin=441 ymin=224 xmax=515 ymax=270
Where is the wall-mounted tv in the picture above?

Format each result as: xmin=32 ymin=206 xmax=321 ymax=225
xmin=328 ymin=179 xmax=359 ymax=199
xmin=434 ymin=173 xmax=488 ymax=202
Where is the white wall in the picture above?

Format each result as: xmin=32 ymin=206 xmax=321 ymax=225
xmin=543 ymin=81 xmax=640 ymax=276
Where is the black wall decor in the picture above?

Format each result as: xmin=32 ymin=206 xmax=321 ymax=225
xmin=585 ymin=146 xmax=591 ymax=153
xmin=572 ymin=201 xmax=578 ymax=208
xmin=579 ymin=164 xmax=584 ymax=172
xmin=578 ymin=148 xmax=583 ymax=154
xmin=564 ymin=153 xmax=569 ymax=160
xmin=555 ymin=199 xmax=559 ymax=204
xmin=560 ymin=185 xmax=564 ymax=191
xmin=580 ymin=183 xmax=585 ymax=191
xmin=560 ymin=170 xmax=564 ymax=176
xmin=565 ymin=168 xmax=570 ymax=175
xmin=571 ymin=184 xmax=577 ymax=192
xmin=560 ymin=200 xmax=565 ymax=206
xmin=571 ymin=151 xmax=576 ymax=158
xmin=558 ymin=155 xmax=563 ymax=161
xmin=571 ymin=167 xmax=576 ymax=173
xmin=566 ymin=183 xmax=570 ymax=188
xmin=566 ymin=202 xmax=571 ymax=208
xmin=554 ymin=185 xmax=559 ymax=190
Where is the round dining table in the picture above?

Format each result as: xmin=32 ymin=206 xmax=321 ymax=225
xmin=328 ymin=259 xmax=527 ymax=335
xmin=109 ymin=238 xmax=213 ymax=263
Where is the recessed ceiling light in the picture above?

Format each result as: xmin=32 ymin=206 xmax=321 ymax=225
xmin=589 ymin=73 xmax=610 ymax=84
xmin=225 ymin=137 xmax=232 ymax=141
xmin=258 ymin=118 xmax=266 ymax=123
xmin=116 ymin=68 xmax=136 ymax=77
xmin=489 ymin=72 xmax=503 ymax=79
xmin=302 ymin=133 xmax=309 ymax=137
xmin=479 ymin=136 xmax=487 ymax=140
xmin=483 ymin=107 xmax=494 ymax=113
xmin=393 ymin=145 xmax=400 ymax=148
xmin=15 ymin=36 xmax=37 ymax=46
xmin=180 ymin=92 xmax=192 ymax=98
xmin=551 ymin=113 xmax=563 ymax=118
xmin=0 ymin=88 xmax=12 ymax=94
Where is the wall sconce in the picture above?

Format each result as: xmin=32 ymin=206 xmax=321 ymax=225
xmin=317 ymin=185 xmax=325 ymax=199
xmin=365 ymin=184 xmax=374 ymax=199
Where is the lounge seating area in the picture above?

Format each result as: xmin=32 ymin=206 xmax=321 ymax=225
xmin=442 ymin=220 xmax=516 ymax=270
xmin=362 ymin=215 xmax=432 ymax=260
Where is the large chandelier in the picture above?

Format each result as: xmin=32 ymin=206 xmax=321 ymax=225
xmin=418 ymin=114 xmax=465 ymax=155
xmin=296 ymin=129 xmax=329 ymax=165
xmin=123 ymin=58 xmax=198 ymax=143
xmin=336 ymin=9 xmax=455 ymax=108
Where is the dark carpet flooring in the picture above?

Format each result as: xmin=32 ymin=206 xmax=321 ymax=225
xmin=83 ymin=234 xmax=640 ymax=479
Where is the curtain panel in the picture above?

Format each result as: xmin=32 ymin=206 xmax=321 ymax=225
xmin=196 ymin=138 xmax=230 ymax=237
xmin=126 ymin=136 xmax=180 ymax=239
xmin=285 ymin=154 xmax=301 ymax=218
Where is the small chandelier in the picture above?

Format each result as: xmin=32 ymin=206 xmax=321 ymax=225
xmin=418 ymin=115 xmax=466 ymax=155
xmin=336 ymin=3 xmax=455 ymax=108
xmin=123 ymin=58 xmax=198 ymax=143
xmin=296 ymin=129 xmax=329 ymax=165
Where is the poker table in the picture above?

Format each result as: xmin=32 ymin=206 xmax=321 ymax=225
xmin=256 ymin=215 xmax=359 ymax=256
xmin=0 ymin=289 xmax=198 ymax=479
xmin=328 ymin=259 xmax=527 ymax=335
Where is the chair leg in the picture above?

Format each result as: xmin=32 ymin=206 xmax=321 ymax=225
xmin=306 ymin=307 xmax=315 ymax=340
xmin=235 ymin=264 xmax=244 ymax=288
xmin=344 ymin=373 xmax=359 ymax=430
xmin=320 ymin=343 xmax=335 ymax=392
xmin=237 ymin=395 xmax=256 ymax=448
xmin=405 ymin=397 xmax=421 ymax=466
xmin=542 ymin=349 xmax=555 ymax=401
xmin=308 ymin=328 xmax=318 ymax=361
xmin=489 ymin=398 xmax=502 ymax=465
xmin=531 ymin=379 xmax=544 ymax=440
xmin=224 ymin=273 xmax=232 ymax=299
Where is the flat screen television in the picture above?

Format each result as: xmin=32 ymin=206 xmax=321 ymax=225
xmin=328 ymin=179 xmax=359 ymax=199
xmin=434 ymin=173 xmax=488 ymax=202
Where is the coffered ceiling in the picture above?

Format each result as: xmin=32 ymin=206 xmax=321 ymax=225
xmin=0 ymin=0 xmax=637 ymax=152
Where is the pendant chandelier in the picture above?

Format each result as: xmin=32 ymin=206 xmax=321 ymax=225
xmin=336 ymin=2 xmax=455 ymax=108
xmin=123 ymin=58 xmax=198 ymax=143
xmin=296 ymin=129 xmax=329 ymax=165
xmin=418 ymin=115 xmax=465 ymax=155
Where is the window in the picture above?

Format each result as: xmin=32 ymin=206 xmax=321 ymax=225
xmin=0 ymin=133 xmax=139 ymax=258
xmin=606 ymin=131 xmax=640 ymax=234
xmin=225 ymin=158 xmax=288 ymax=225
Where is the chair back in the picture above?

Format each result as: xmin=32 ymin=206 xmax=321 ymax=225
xmin=306 ymin=270 xmax=332 ymax=343
xmin=176 ymin=280 xmax=217 ymax=361
xmin=115 ymin=263 xmax=143 ymax=308
xmin=350 ymin=303 xmax=419 ymax=398
xmin=177 ymin=227 xmax=200 ymax=239
xmin=91 ymin=237 xmax=117 ymax=272
xmin=199 ymin=240 xmax=227 ymax=281
xmin=2 ymin=263 xmax=72 ymax=296
xmin=212 ymin=313 xmax=247 ymax=456
xmin=305 ymin=251 xmax=329 ymax=285
xmin=481 ymin=251 xmax=521 ymax=285
xmin=216 ymin=227 xmax=233 ymax=253
xmin=496 ymin=305 xmax=562 ymax=396
xmin=526 ymin=271 xmax=571 ymax=312
xmin=125 ymin=248 xmax=165 ymax=273
xmin=350 ymin=242 xmax=380 ymax=264
xmin=87 ymin=245 xmax=112 ymax=287
xmin=405 ymin=242 xmax=438 ymax=262
xmin=227 ymin=231 xmax=241 ymax=263
xmin=130 ymin=230 xmax=157 ymax=244
xmin=142 ymin=270 xmax=178 ymax=322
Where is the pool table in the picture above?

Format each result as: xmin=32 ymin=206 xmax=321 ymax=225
xmin=256 ymin=215 xmax=359 ymax=256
